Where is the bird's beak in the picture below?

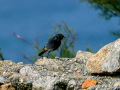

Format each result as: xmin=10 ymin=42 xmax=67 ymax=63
xmin=63 ymin=36 xmax=66 ymax=40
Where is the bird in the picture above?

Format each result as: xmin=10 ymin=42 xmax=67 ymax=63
xmin=38 ymin=34 xmax=65 ymax=58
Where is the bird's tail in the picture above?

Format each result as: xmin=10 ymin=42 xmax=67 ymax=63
xmin=38 ymin=47 xmax=47 ymax=56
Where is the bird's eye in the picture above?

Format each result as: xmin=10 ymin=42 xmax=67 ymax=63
xmin=54 ymin=37 xmax=57 ymax=40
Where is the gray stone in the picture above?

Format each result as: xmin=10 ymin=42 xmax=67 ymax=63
xmin=10 ymin=65 xmax=24 ymax=72
xmin=19 ymin=66 xmax=32 ymax=76
xmin=28 ymin=70 xmax=41 ymax=80
xmin=9 ymin=76 xmax=20 ymax=83
xmin=0 ymin=77 xmax=6 ymax=84
xmin=102 ymin=40 xmax=120 ymax=72
xmin=32 ymin=76 xmax=57 ymax=90
xmin=66 ymin=79 xmax=76 ymax=90
xmin=2 ymin=72 xmax=13 ymax=78
xmin=1 ymin=47 xmax=120 ymax=90
xmin=86 ymin=38 xmax=120 ymax=73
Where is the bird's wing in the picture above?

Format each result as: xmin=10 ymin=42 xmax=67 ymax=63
xmin=47 ymin=36 xmax=57 ymax=43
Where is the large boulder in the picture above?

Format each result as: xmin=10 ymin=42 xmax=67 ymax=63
xmin=86 ymin=38 xmax=120 ymax=74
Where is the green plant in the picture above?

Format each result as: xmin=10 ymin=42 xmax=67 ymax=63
xmin=0 ymin=48 xmax=4 ymax=60
xmin=79 ymin=0 xmax=120 ymax=52
xmin=79 ymin=0 xmax=120 ymax=20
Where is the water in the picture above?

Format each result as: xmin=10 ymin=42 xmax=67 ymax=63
xmin=0 ymin=0 xmax=119 ymax=64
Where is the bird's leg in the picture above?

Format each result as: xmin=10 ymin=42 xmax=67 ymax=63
xmin=41 ymin=55 xmax=43 ymax=59
xmin=47 ymin=51 xmax=50 ymax=58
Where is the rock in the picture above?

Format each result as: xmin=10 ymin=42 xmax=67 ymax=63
xmin=81 ymin=78 xmax=98 ymax=89
xmin=53 ymin=79 xmax=68 ymax=90
xmin=75 ymin=50 xmax=94 ymax=64
xmin=3 ymin=72 xmax=13 ymax=78
xmin=1 ymin=54 xmax=120 ymax=89
xmin=9 ymin=72 xmax=20 ymax=78
xmin=0 ymin=77 xmax=6 ymax=84
xmin=0 ymin=83 xmax=13 ymax=90
xmin=114 ymin=81 xmax=120 ymax=87
xmin=76 ymin=50 xmax=92 ymax=57
xmin=73 ymin=70 xmax=81 ymax=78
xmin=66 ymin=79 xmax=76 ymax=90
xmin=28 ymin=70 xmax=41 ymax=80
xmin=87 ymin=84 xmax=119 ymax=90
xmin=35 ymin=58 xmax=64 ymax=72
xmin=11 ymin=82 xmax=32 ymax=90
xmin=19 ymin=66 xmax=32 ymax=76
xmin=0 ymin=60 xmax=14 ymax=65
xmin=86 ymin=38 xmax=120 ymax=73
xmin=35 ymin=57 xmax=47 ymax=65
xmin=9 ymin=76 xmax=20 ymax=83
xmin=32 ymin=76 xmax=57 ymax=90
xmin=10 ymin=65 xmax=24 ymax=72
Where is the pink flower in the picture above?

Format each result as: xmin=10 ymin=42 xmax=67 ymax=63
xmin=34 ymin=39 xmax=37 ymax=44
xmin=16 ymin=35 xmax=20 ymax=38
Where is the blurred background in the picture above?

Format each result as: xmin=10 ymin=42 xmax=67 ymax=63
xmin=0 ymin=0 xmax=120 ymax=64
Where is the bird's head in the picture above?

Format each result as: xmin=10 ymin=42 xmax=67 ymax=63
xmin=55 ymin=34 xmax=65 ymax=40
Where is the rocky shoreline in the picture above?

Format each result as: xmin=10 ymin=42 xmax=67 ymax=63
xmin=0 ymin=39 xmax=120 ymax=90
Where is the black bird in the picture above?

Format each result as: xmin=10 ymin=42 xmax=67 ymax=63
xmin=38 ymin=34 xmax=65 ymax=57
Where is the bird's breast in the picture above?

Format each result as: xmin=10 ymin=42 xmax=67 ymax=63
xmin=45 ymin=41 xmax=61 ymax=51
